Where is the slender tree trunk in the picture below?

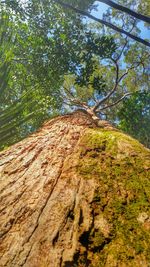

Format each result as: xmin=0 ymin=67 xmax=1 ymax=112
xmin=0 ymin=111 xmax=150 ymax=267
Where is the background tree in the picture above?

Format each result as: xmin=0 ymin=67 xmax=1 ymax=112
xmin=55 ymin=0 xmax=150 ymax=146
xmin=118 ymin=91 xmax=150 ymax=148
xmin=0 ymin=0 xmax=116 ymax=149
xmin=0 ymin=0 xmax=150 ymax=149
xmin=0 ymin=1 xmax=92 ymax=148
xmin=55 ymin=0 xmax=150 ymax=47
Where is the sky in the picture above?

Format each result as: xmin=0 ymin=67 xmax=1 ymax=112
xmin=19 ymin=0 xmax=150 ymax=41
xmin=90 ymin=1 xmax=150 ymax=40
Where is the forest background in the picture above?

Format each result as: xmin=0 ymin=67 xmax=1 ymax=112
xmin=0 ymin=0 xmax=150 ymax=150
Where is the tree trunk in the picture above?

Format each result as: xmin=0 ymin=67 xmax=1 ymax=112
xmin=0 ymin=111 xmax=150 ymax=267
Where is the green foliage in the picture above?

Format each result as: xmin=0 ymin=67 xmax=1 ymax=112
xmin=0 ymin=0 xmax=149 ymax=149
xmin=75 ymin=35 xmax=116 ymax=87
xmin=0 ymin=5 xmax=64 ymax=148
xmin=118 ymin=91 xmax=150 ymax=148
xmin=0 ymin=11 xmax=14 ymax=98
xmin=0 ymin=0 xmax=118 ymax=150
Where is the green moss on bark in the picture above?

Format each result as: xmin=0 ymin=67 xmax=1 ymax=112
xmin=76 ymin=128 xmax=150 ymax=267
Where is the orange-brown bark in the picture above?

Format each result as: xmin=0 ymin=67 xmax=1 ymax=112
xmin=0 ymin=111 xmax=149 ymax=267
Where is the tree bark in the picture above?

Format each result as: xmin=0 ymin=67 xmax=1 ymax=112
xmin=0 ymin=111 xmax=150 ymax=267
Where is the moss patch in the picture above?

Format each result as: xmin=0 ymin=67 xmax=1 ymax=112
xmin=76 ymin=128 xmax=150 ymax=266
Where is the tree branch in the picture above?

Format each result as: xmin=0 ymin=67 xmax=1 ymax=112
xmin=118 ymin=61 xmax=142 ymax=83
xmin=61 ymin=87 xmax=88 ymax=109
xmin=98 ymin=93 xmax=132 ymax=111
xmin=98 ymin=0 xmax=150 ymax=24
xmin=54 ymin=0 xmax=150 ymax=47
xmin=93 ymin=58 xmax=143 ymax=113
xmin=63 ymin=86 xmax=75 ymax=99
xmin=116 ymin=38 xmax=128 ymax=61
xmin=93 ymin=58 xmax=119 ymax=112
xmin=116 ymin=20 xmax=136 ymax=61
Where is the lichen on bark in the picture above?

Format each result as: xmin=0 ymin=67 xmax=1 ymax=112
xmin=0 ymin=111 xmax=149 ymax=267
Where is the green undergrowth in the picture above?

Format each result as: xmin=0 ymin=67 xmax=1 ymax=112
xmin=76 ymin=128 xmax=150 ymax=266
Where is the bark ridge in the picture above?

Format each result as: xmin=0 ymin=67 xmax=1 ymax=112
xmin=0 ymin=111 xmax=150 ymax=267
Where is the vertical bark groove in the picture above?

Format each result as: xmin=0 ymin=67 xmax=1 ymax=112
xmin=0 ymin=111 xmax=149 ymax=267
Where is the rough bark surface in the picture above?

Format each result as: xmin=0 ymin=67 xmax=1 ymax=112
xmin=0 ymin=111 xmax=150 ymax=267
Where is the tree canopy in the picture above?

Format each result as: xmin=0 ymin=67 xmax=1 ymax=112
xmin=0 ymin=0 xmax=150 ymax=149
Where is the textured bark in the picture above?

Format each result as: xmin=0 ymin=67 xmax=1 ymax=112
xmin=0 ymin=111 xmax=150 ymax=267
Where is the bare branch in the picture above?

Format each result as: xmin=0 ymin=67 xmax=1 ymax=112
xmin=93 ymin=62 xmax=142 ymax=113
xmin=93 ymin=93 xmax=99 ymax=104
xmin=118 ymin=61 xmax=142 ymax=83
xmin=61 ymin=87 xmax=88 ymax=110
xmin=63 ymin=100 xmax=82 ymax=108
xmin=93 ymin=58 xmax=119 ymax=112
xmin=114 ymin=18 xmax=136 ymax=62
xmin=116 ymin=22 xmax=136 ymax=61
xmin=63 ymin=86 xmax=75 ymax=99
xmin=117 ymin=39 xmax=128 ymax=60
xmin=99 ymin=93 xmax=132 ymax=111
